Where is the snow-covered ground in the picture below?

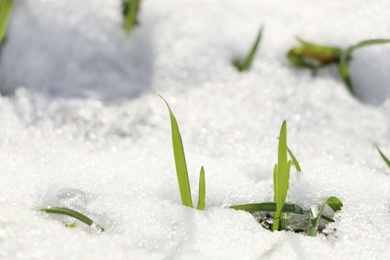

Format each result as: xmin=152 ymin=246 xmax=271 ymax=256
xmin=1 ymin=0 xmax=390 ymax=259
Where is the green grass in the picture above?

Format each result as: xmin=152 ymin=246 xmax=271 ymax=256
xmin=338 ymin=39 xmax=390 ymax=95
xmin=377 ymin=146 xmax=390 ymax=168
xmin=287 ymin=37 xmax=390 ymax=97
xmin=38 ymin=207 xmax=105 ymax=232
xmin=307 ymin=196 xmax=343 ymax=237
xmin=122 ymin=0 xmax=141 ymax=33
xmin=232 ymin=26 xmax=264 ymax=72
xmin=0 ymin=0 xmax=13 ymax=43
xmin=160 ymin=95 xmax=206 ymax=210
xmin=230 ymin=120 xmax=342 ymax=235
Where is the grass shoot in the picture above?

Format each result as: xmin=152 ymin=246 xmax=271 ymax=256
xmin=287 ymin=37 xmax=390 ymax=97
xmin=232 ymin=26 xmax=264 ymax=72
xmin=230 ymin=120 xmax=342 ymax=235
xmin=307 ymin=196 xmax=343 ymax=237
xmin=0 ymin=0 xmax=13 ymax=43
xmin=377 ymin=146 xmax=390 ymax=168
xmin=160 ymin=95 xmax=206 ymax=210
xmin=122 ymin=0 xmax=141 ymax=33
xmin=38 ymin=207 xmax=105 ymax=232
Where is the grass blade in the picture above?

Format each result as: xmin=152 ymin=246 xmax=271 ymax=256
xmin=232 ymin=25 xmax=264 ymax=72
xmin=377 ymin=146 xmax=390 ymax=168
xmin=160 ymin=96 xmax=193 ymax=208
xmin=197 ymin=166 xmax=206 ymax=210
xmin=38 ymin=207 xmax=105 ymax=232
xmin=287 ymin=146 xmax=301 ymax=172
xmin=122 ymin=0 xmax=141 ymax=33
xmin=0 ymin=0 xmax=13 ymax=43
xmin=273 ymin=120 xmax=289 ymax=231
xmin=338 ymin=39 xmax=390 ymax=95
xmin=229 ymin=202 xmax=334 ymax=222
xmin=307 ymin=196 xmax=342 ymax=236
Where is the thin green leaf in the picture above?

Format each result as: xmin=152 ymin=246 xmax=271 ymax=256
xmin=233 ymin=25 xmax=264 ymax=72
xmin=160 ymin=95 xmax=193 ymax=208
xmin=307 ymin=196 xmax=342 ymax=237
xmin=339 ymin=39 xmax=390 ymax=95
xmin=274 ymin=120 xmax=289 ymax=231
xmin=229 ymin=202 xmax=334 ymax=222
xmin=37 ymin=207 xmax=105 ymax=232
xmin=0 ymin=0 xmax=13 ymax=43
xmin=377 ymin=146 xmax=390 ymax=168
xmin=287 ymin=146 xmax=301 ymax=172
xmin=122 ymin=0 xmax=141 ymax=33
xmin=197 ymin=166 xmax=206 ymax=210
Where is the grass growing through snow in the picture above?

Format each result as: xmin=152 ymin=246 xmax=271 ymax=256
xmin=231 ymin=121 xmax=343 ymax=236
xmin=377 ymin=146 xmax=390 ymax=168
xmin=0 ymin=0 xmax=13 ymax=43
xmin=232 ymin=26 xmax=264 ymax=72
xmin=38 ymin=206 xmax=105 ymax=232
xmin=287 ymin=37 xmax=390 ymax=97
xmin=122 ymin=0 xmax=141 ymax=33
xmin=160 ymin=96 xmax=206 ymax=210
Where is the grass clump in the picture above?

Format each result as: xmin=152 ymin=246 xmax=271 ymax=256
xmin=160 ymin=96 xmax=206 ymax=210
xmin=122 ymin=0 xmax=141 ymax=33
xmin=38 ymin=206 xmax=105 ymax=232
xmin=0 ymin=0 xmax=13 ymax=43
xmin=232 ymin=26 xmax=264 ymax=72
xmin=287 ymin=37 xmax=390 ymax=96
xmin=231 ymin=121 xmax=342 ymax=236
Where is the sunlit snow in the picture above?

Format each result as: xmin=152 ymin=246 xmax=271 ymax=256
xmin=1 ymin=0 xmax=390 ymax=259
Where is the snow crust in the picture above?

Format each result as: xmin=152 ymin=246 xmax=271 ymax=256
xmin=1 ymin=0 xmax=390 ymax=259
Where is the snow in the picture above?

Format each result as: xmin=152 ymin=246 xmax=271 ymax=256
xmin=1 ymin=0 xmax=390 ymax=259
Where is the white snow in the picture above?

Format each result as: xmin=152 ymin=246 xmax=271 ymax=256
xmin=1 ymin=0 xmax=390 ymax=259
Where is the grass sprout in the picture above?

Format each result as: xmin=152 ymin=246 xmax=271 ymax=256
xmin=0 ymin=0 xmax=13 ymax=43
xmin=287 ymin=37 xmax=341 ymax=71
xmin=122 ymin=0 xmax=141 ymax=33
xmin=339 ymin=39 xmax=390 ymax=95
xmin=377 ymin=146 xmax=390 ymax=168
xmin=230 ymin=120 xmax=342 ymax=235
xmin=288 ymin=37 xmax=390 ymax=97
xmin=307 ymin=196 xmax=343 ymax=237
xmin=160 ymin=95 xmax=206 ymax=210
xmin=38 ymin=207 xmax=105 ymax=232
xmin=232 ymin=26 xmax=264 ymax=72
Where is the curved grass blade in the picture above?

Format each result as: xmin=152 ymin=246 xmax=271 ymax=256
xmin=273 ymin=120 xmax=289 ymax=231
xmin=229 ymin=202 xmax=334 ymax=222
xmin=38 ymin=207 xmax=105 ymax=232
xmin=307 ymin=196 xmax=342 ymax=237
xmin=377 ymin=146 xmax=390 ymax=168
xmin=233 ymin=25 xmax=264 ymax=72
xmin=339 ymin=39 xmax=390 ymax=95
xmin=197 ymin=166 xmax=206 ymax=210
xmin=160 ymin=95 xmax=193 ymax=208
xmin=287 ymin=146 xmax=301 ymax=172
xmin=0 ymin=0 xmax=13 ymax=43
xmin=122 ymin=0 xmax=141 ymax=33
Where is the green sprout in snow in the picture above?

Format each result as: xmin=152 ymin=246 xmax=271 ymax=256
xmin=122 ymin=0 xmax=141 ymax=33
xmin=0 ymin=0 xmax=13 ymax=43
xmin=232 ymin=26 xmax=264 ymax=72
xmin=287 ymin=37 xmax=390 ymax=96
xmin=160 ymin=96 xmax=206 ymax=210
xmin=231 ymin=121 xmax=342 ymax=236
xmin=38 ymin=207 xmax=105 ymax=232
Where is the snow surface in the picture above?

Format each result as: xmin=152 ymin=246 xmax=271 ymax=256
xmin=1 ymin=0 xmax=390 ymax=259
